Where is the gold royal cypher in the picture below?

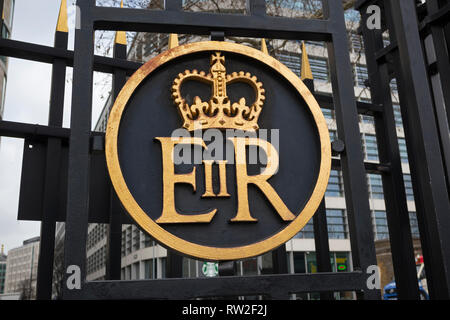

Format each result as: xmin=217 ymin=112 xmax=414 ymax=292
xmin=155 ymin=53 xmax=296 ymax=224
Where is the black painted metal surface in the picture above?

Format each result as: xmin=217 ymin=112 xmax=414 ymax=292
xmin=358 ymin=0 xmax=450 ymax=299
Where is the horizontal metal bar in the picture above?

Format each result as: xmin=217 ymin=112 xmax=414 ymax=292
xmin=354 ymin=0 xmax=379 ymax=11
xmin=332 ymin=158 xmax=388 ymax=174
xmin=0 ymin=38 xmax=141 ymax=75
xmin=315 ymin=94 xmax=383 ymax=114
xmin=92 ymin=6 xmax=332 ymax=41
xmin=0 ymin=40 xmax=382 ymax=116
xmin=374 ymin=41 xmax=398 ymax=63
xmin=420 ymin=3 xmax=450 ymax=30
xmin=1 ymin=120 xmax=388 ymax=174
xmin=74 ymin=272 xmax=366 ymax=299
xmin=0 ymin=120 xmax=70 ymax=140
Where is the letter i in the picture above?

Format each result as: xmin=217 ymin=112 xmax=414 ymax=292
xmin=217 ymin=160 xmax=230 ymax=197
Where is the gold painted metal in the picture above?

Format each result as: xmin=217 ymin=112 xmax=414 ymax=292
xmin=261 ymin=38 xmax=268 ymax=54
xmin=105 ymin=41 xmax=331 ymax=261
xmin=56 ymin=0 xmax=69 ymax=33
xmin=202 ymin=160 xmax=230 ymax=198
xmin=301 ymin=41 xmax=313 ymax=80
xmin=172 ymin=52 xmax=265 ymax=131
xmin=229 ymin=137 xmax=296 ymax=223
xmin=217 ymin=160 xmax=230 ymax=197
xmin=155 ymin=137 xmax=217 ymax=223
xmin=114 ymin=1 xmax=127 ymax=45
xmin=202 ymin=160 xmax=215 ymax=198
xmin=168 ymin=33 xmax=179 ymax=49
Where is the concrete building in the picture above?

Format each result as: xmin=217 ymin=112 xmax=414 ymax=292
xmin=0 ymin=245 xmax=7 ymax=294
xmin=76 ymin=2 xmax=420 ymax=300
xmin=4 ymin=237 xmax=40 ymax=299
xmin=0 ymin=0 xmax=15 ymax=120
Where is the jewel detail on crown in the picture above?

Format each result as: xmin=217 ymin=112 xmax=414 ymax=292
xmin=171 ymin=52 xmax=265 ymax=131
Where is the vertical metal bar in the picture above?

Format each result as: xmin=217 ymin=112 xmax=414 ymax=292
xmin=424 ymin=0 xmax=450 ymax=188
xmin=105 ymin=39 xmax=126 ymax=280
xmin=164 ymin=0 xmax=182 ymax=11
xmin=62 ymin=0 xmax=95 ymax=299
xmin=426 ymin=0 xmax=450 ymax=125
xmin=322 ymin=0 xmax=379 ymax=300
xmin=313 ymin=201 xmax=334 ymax=300
xmin=246 ymin=0 xmax=266 ymax=16
xmin=166 ymin=252 xmax=183 ymax=278
xmin=272 ymin=246 xmax=288 ymax=274
xmin=386 ymin=0 xmax=450 ymax=299
xmin=444 ymin=23 xmax=450 ymax=54
xmin=304 ymin=76 xmax=333 ymax=300
xmin=359 ymin=3 xmax=420 ymax=300
xmin=36 ymin=29 xmax=68 ymax=300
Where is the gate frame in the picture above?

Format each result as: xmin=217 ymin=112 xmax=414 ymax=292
xmin=2 ymin=0 xmax=447 ymax=300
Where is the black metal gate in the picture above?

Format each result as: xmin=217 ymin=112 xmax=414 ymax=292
xmin=0 ymin=0 xmax=449 ymax=300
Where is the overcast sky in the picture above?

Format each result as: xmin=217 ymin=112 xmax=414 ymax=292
xmin=0 ymin=0 xmax=112 ymax=254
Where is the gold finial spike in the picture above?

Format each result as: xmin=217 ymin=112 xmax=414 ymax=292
xmin=301 ymin=41 xmax=313 ymax=80
xmin=261 ymin=38 xmax=268 ymax=54
xmin=56 ymin=0 xmax=69 ymax=33
xmin=168 ymin=33 xmax=179 ymax=49
xmin=114 ymin=1 xmax=127 ymax=45
xmin=1 ymin=244 xmax=4 ymax=255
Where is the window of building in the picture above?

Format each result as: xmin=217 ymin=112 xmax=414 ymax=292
xmin=143 ymin=234 xmax=153 ymax=248
xmin=393 ymin=104 xmax=403 ymax=127
xmin=357 ymin=98 xmax=375 ymax=124
xmin=276 ymin=51 xmax=301 ymax=76
xmin=160 ymin=257 xmax=166 ymax=278
xmin=133 ymin=262 xmax=140 ymax=279
xmin=326 ymin=170 xmax=344 ymax=197
xmin=293 ymin=252 xmax=306 ymax=274
xmin=305 ymin=40 xmax=325 ymax=48
xmin=241 ymin=258 xmax=258 ymax=276
xmin=121 ymin=230 xmax=126 ymax=257
xmin=295 ymin=219 xmax=314 ymax=239
xmin=132 ymin=227 xmax=140 ymax=251
xmin=409 ymin=212 xmax=420 ymax=238
xmin=361 ymin=115 xmax=374 ymax=124
xmin=276 ymin=53 xmax=330 ymax=81
xmin=306 ymin=252 xmax=317 ymax=273
xmin=374 ymin=211 xmax=389 ymax=240
xmin=326 ymin=209 xmax=348 ymax=239
xmin=292 ymin=252 xmax=353 ymax=300
xmin=322 ymin=108 xmax=334 ymax=120
xmin=361 ymin=134 xmax=379 ymax=162
xmin=404 ymin=174 xmax=414 ymax=201
xmin=182 ymin=258 xmax=199 ymax=278
xmin=367 ymin=174 xmax=384 ymax=199
xmin=390 ymin=78 xmax=398 ymax=92
xmin=398 ymin=138 xmax=409 ymax=163
xmin=309 ymin=56 xmax=329 ymax=81
xmin=350 ymin=33 xmax=364 ymax=53
xmin=329 ymin=130 xmax=337 ymax=142
xmin=355 ymin=64 xmax=368 ymax=87
xmin=335 ymin=252 xmax=350 ymax=273
xmin=144 ymin=259 xmax=157 ymax=279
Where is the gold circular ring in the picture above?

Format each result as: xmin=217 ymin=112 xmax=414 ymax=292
xmin=105 ymin=41 xmax=331 ymax=261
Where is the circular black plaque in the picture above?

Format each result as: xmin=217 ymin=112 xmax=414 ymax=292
xmin=106 ymin=42 xmax=331 ymax=261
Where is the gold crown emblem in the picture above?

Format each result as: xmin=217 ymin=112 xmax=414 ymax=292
xmin=171 ymin=52 xmax=265 ymax=131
